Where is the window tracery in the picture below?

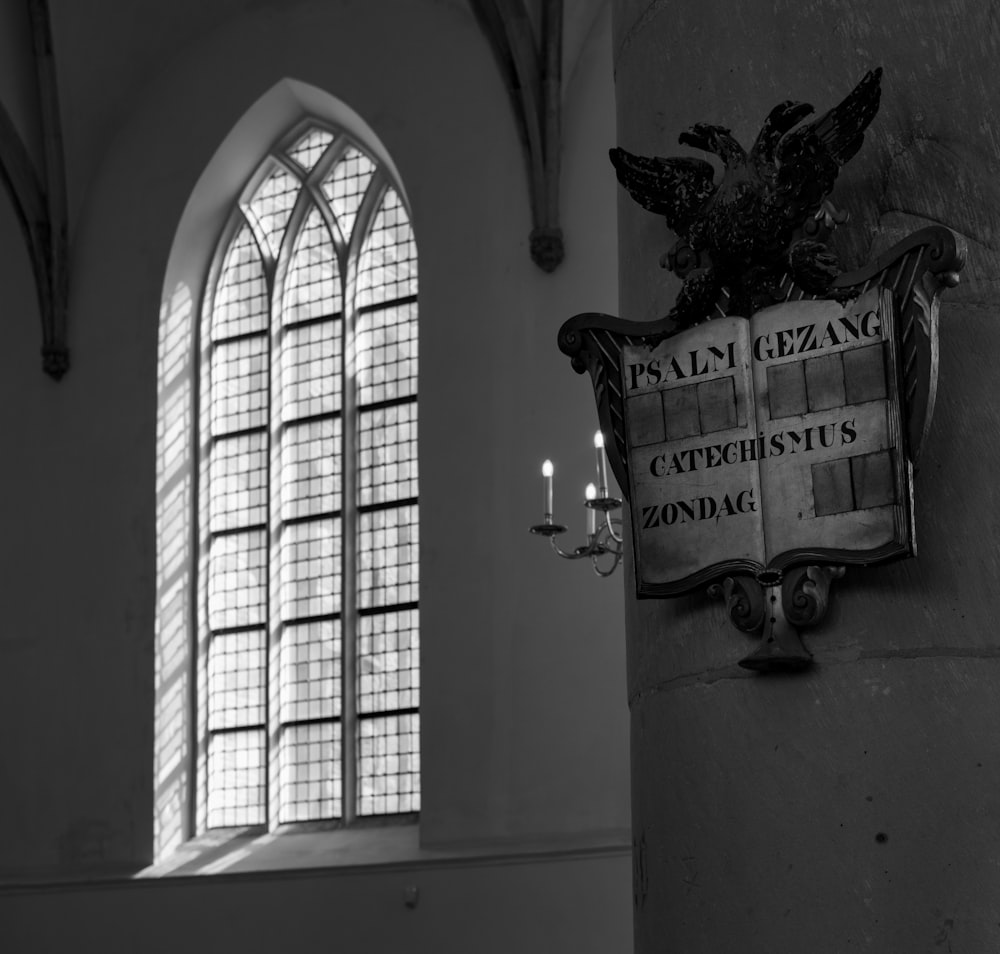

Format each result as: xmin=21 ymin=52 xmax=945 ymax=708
xmin=197 ymin=123 xmax=420 ymax=830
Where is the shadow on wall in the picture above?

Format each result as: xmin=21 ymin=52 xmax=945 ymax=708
xmin=155 ymin=280 xmax=194 ymax=859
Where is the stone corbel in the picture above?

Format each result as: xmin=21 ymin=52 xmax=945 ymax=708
xmin=0 ymin=0 xmax=68 ymax=378
xmin=708 ymin=566 xmax=846 ymax=672
xmin=470 ymin=0 xmax=564 ymax=271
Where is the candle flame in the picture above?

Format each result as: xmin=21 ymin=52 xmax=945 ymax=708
xmin=594 ymin=430 xmax=605 ymax=449
xmin=542 ymin=459 xmax=554 ymax=477
xmin=585 ymin=483 xmax=597 ymax=501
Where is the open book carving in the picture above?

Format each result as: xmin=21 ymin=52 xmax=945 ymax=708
xmin=559 ymin=227 xmax=964 ymax=667
xmin=623 ymin=285 xmax=901 ymax=594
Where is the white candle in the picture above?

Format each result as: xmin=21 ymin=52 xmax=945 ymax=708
xmin=585 ymin=483 xmax=597 ymax=536
xmin=594 ymin=431 xmax=609 ymax=496
xmin=542 ymin=459 xmax=554 ymax=520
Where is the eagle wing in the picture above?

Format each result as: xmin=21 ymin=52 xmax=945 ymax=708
xmin=750 ymin=100 xmax=816 ymax=166
xmin=772 ymin=68 xmax=883 ymax=216
xmin=609 ymin=147 xmax=716 ymax=239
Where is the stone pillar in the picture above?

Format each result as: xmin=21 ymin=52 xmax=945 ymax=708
xmin=612 ymin=2 xmax=1000 ymax=951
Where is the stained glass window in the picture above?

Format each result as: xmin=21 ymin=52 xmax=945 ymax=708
xmin=199 ymin=123 xmax=419 ymax=830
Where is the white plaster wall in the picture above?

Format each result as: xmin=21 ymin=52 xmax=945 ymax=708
xmin=0 ymin=0 xmax=627 ymax=902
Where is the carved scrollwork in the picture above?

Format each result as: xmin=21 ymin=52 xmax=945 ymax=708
xmin=901 ymin=246 xmax=957 ymax=459
xmin=925 ymin=225 xmax=966 ymax=273
xmin=707 ymin=575 xmax=765 ymax=634
xmin=783 ymin=565 xmax=846 ymax=629
xmin=709 ymin=565 xmax=846 ymax=671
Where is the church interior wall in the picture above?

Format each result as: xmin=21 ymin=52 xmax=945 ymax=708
xmin=0 ymin=1 xmax=631 ymax=949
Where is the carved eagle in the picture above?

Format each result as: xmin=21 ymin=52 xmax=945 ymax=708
xmin=610 ymin=68 xmax=883 ymax=326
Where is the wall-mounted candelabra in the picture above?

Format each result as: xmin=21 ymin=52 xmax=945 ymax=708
xmin=529 ymin=431 xmax=624 ymax=576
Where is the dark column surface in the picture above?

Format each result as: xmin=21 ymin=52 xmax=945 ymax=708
xmin=612 ymin=2 xmax=1000 ymax=950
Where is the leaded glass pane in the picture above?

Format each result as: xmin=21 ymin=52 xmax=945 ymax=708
xmin=282 ymin=207 xmax=342 ymax=323
xmin=279 ymin=620 xmax=342 ymax=722
xmin=279 ymin=417 xmax=342 ymax=520
xmin=277 ymin=319 xmax=342 ymax=421
xmin=357 ymin=713 xmax=420 ymax=816
xmin=207 ymin=730 xmax=266 ymax=827
xmin=207 ymin=530 xmax=267 ymax=629
xmin=209 ymin=432 xmax=267 ymax=532
xmin=277 ymin=518 xmax=341 ymax=621
xmin=211 ymin=225 xmax=268 ymax=342
xmin=358 ymin=609 xmax=419 ymax=714
xmin=354 ymin=302 xmax=417 ymax=407
xmin=358 ymin=402 xmax=417 ymax=507
xmin=355 ymin=188 xmax=417 ymax=308
xmin=207 ymin=630 xmax=267 ymax=730
xmin=209 ymin=335 xmax=268 ymax=436
xmin=322 ymin=147 xmax=376 ymax=245
xmin=287 ymin=127 xmax=335 ymax=172
xmin=278 ymin=721 xmax=341 ymax=822
xmin=357 ymin=505 xmax=419 ymax=609
xmin=246 ymin=165 xmax=300 ymax=258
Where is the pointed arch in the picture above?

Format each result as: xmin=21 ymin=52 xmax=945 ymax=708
xmin=155 ymin=81 xmax=419 ymax=859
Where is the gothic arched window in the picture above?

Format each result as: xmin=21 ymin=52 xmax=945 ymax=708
xmin=197 ymin=122 xmax=419 ymax=830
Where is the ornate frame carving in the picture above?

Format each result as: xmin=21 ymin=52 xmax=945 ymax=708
xmin=559 ymin=226 xmax=965 ymax=670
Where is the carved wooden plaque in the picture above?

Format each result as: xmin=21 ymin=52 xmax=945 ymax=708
xmin=622 ymin=287 xmax=908 ymax=595
xmin=559 ymin=227 xmax=965 ymax=601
